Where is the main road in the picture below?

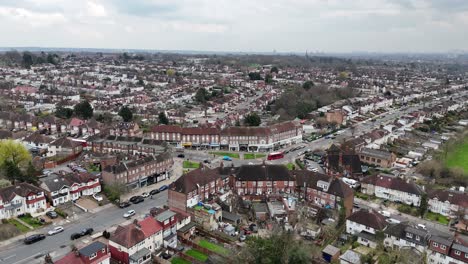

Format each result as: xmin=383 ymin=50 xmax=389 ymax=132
xmin=0 ymin=191 xmax=168 ymax=264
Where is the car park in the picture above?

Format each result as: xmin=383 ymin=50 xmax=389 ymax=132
xmin=48 ymin=226 xmax=64 ymax=236
xmin=119 ymin=201 xmax=131 ymax=208
xmin=46 ymin=211 xmax=58 ymax=219
xmin=24 ymin=234 xmax=46 ymax=244
xmin=70 ymin=228 xmax=94 ymax=240
xmin=123 ymin=210 xmax=136 ymax=218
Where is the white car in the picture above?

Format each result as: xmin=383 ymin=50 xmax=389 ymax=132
xmin=48 ymin=226 xmax=64 ymax=236
xmin=141 ymin=192 xmax=150 ymax=198
xmin=123 ymin=210 xmax=136 ymax=218
xmin=93 ymin=193 xmax=103 ymax=201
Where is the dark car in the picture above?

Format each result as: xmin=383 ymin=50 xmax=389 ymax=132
xmin=203 ymin=159 xmax=210 ymax=164
xmin=149 ymin=189 xmax=160 ymax=195
xmin=158 ymin=185 xmax=168 ymax=191
xmin=131 ymin=196 xmax=144 ymax=204
xmin=129 ymin=196 xmax=141 ymax=203
xmin=177 ymin=154 xmax=185 ymax=158
xmin=46 ymin=211 xmax=58 ymax=219
xmin=24 ymin=234 xmax=46 ymax=244
xmin=71 ymin=228 xmax=94 ymax=240
xmin=119 ymin=201 xmax=131 ymax=208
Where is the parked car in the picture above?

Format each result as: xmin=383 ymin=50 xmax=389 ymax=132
xmin=46 ymin=211 xmax=58 ymax=219
xmin=159 ymin=185 xmax=168 ymax=191
xmin=141 ymin=192 xmax=150 ymax=198
xmin=149 ymin=189 xmax=160 ymax=195
xmin=203 ymin=159 xmax=210 ymax=164
xmin=70 ymin=228 xmax=94 ymax=240
xmin=222 ymin=156 xmax=232 ymax=161
xmin=48 ymin=226 xmax=64 ymax=236
xmin=24 ymin=234 xmax=46 ymax=244
xmin=131 ymin=196 xmax=144 ymax=204
xmin=177 ymin=154 xmax=185 ymax=158
xmin=92 ymin=193 xmax=103 ymax=202
xmin=119 ymin=201 xmax=131 ymax=208
xmin=123 ymin=210 xmax=136 ymax=218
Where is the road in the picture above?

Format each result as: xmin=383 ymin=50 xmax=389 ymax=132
xmin=0 ymin=191 xmax=168 ymax=264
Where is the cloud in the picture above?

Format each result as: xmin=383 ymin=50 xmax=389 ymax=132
xmin=87 ymin=1 xmax=108 ymax=17
xmin=0 ymin=7 xmax=66 ymax=27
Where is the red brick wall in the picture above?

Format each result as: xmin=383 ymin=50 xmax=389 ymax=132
xmin=168 ymin=190 xmax=187 ymax=212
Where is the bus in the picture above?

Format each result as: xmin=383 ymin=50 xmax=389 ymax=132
xmin=267 ymin=151 xmax=284 ymax=161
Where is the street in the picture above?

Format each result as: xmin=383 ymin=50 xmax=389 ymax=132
xmin=0 ymin=191 xmax=168 ymax=264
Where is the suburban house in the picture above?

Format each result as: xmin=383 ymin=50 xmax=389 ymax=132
xmin=358 ymin=148 xmax=396 ymax=168
xmin=168 ymin=165 xmax=230 ymax=211
xmin=40 ymin=172 xmax=101 ymax=206
xmin=109 ymin=217 xmax=163 ymax=264
xmin=54 ymin=241 xmax=110 ymax=264
xmin=360 ymin=174 xmax=423 ymax=206
xmin=384 ymin=223 xmax=430 ymax=253
xmin=47 ymin=137 xmax=83 ymax=157
xmin=0 ymin=183 xmax=48 ymax=219
xmin=152 ymin=208 xmax=179 ymax=249
xmin=102 ymin=152 xmax=173 ymax=189
xmin=346 ymin=209 xmax=388 ymax=248
xmin=293 ymin=170 xmax=354 ymax=216
xmin=110 ymin=122 xmax=142 ymax=137
xmin=427 ymin=189 xmax=468 ymax=219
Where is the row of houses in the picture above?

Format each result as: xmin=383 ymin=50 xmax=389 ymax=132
xmin=168 ymin=164 xmax=355 ymax=217
xmin=0 ymin=173 xmax=102 ymax=219
xmin=150 ymin=121 xmax=303 ymax=151
xmin=346 ymin=209 xmax=468 ymax=264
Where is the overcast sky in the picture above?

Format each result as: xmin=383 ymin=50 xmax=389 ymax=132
xmin=0 ymin=0 xmax=467 ymax=53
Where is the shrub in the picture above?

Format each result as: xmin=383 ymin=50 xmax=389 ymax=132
xmin=55 ymin=208 xmax=68 ymax=218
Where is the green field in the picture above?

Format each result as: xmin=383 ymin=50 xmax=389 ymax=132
xmin=244 ymin=153 xmax=266 ymax=160
xmin=8 ymin=219 xmax=30 ymax=232
xmin=425 ymin=211 xmax=449 ymax=225
xmin=185 ymin=249 xmax=208 ymax=262
xmin=209 ymin=152 xmax=240 ymax=158
xmin=183 ymin=160 xmax=201 ymax=169
xmin=445 ymin=140 xmax=468 ymax=174
xmin=18 ymin=215 xmax=43 ymax=228
xmin=199 ymin=239 xmax=229 ymax=255
xmin=171 ymin=257 xmax=191 ymax=264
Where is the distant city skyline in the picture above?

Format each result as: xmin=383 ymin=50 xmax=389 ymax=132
xmin=1 ymin=0 xmax=468 ymax=53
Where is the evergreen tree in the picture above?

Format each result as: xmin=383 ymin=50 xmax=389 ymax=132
xmin=73 ymin=101 xmax=94 ymax=120
xmin=118 ymin=106 xmax=133 ymax=122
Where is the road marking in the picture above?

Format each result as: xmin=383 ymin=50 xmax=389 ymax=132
xmin=1 ymin=254 xmax=16 ymax=261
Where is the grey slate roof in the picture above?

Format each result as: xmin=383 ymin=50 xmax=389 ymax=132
xmin=79 ymin=241 xmax=107 ymax=257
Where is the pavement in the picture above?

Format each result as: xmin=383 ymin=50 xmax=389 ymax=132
xmin=0 ymin=191 xmax=168 ymax=264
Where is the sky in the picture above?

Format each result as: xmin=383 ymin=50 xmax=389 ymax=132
xmin=0 ymin=0 xmax=467 ymax=53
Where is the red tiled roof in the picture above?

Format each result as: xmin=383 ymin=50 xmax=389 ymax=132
xmin=139 ymin=217 xmax=163 ymax=237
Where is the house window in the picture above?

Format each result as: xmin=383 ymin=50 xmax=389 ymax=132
xmin=89 ymin=252 xmax=97 ymax=259
xmin=406 ymin=233 xmax=413 ymax=239
xmin=454 ymin=250 xmax=460 ymax=256
xmin=440 ymin=245 xmax=446 ymax=250
xmin=416 ymin=235 xmax=420 ymax=241
xmin=433 ymin=242 xmax=438 ymax=247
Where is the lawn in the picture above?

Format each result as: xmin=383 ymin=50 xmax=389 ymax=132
xmin=171 ymin=257 xmax=191 ymax=264
xmin=209 ymin=152 xmax=240 ymax=159
xmin=425 ymin=211 xmax=449 ymax=225
xmin=183 ymin=160 xmax=200 ymax=169
xmin=18 ymin=214 xmax=43 ymax=228
xmin=286 ymin=163 xmax=295 ymax=170
xmin=8 ymin=219 xmax=30 ymax=232
xmin=397 ymin=204 xmax=419 ymax=217
xmin=445 ymin=140 xmax=468 ymax=174
xmin=199 ymin=239 xmax=229 ymax=255
xmin=244 ymin=153 xmax=266 ymax=160
xmin=185 ymin=249 xmax=208 ymax=262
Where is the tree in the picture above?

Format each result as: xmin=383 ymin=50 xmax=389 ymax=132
xmin=158 ymin=112 xmax=169 ymax=125
xmin=265 ymin=74 xmax=274 ymax=84
xmin=337 ymin=199 xmax=347 ymax=227
xmin=302 ymin=81 xmax=314 ymax=90
xmin=22 ymin=52 xmax=34 ymax=68
xmin=0 ymin=140 xmax=32 ymax=171
xmin=244 ymin=112 xmax=261 ymax=126
xmin=73 ymin=100 xmax=93 ymax=120
xmin=271 ymin=66 xmax=279 ymax=74
xmin=95 ymin=112 xmax=113 ymax=124
xmin=55 ymin=105 xmax=74 ymax=119
xmin=419 ymin=192 xmax=428 ymax=218
xmin=103 ymin=182 xmax=126 ymax=203
xmin=118 ymin=106 xmax=133 ymax=122
xmin=248 ymin=72 xmax=262 ymax=81
xmin=194 ymin=88 xmax=210 ymax=104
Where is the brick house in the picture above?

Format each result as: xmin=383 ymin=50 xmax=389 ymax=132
xmin=102 ymin=152 xmax=173 ymax=189
xmin=109 ymin=217 xmax=163 ymax=264
xmin=232 ymin=164 xmax=295 ymax=196
xmin=90 ymin=136 xmax=167 ymax=156
xmin=293 ymin=170 xmax=354 ymax=217
xmin=0 ymin=183 xmax=47 ymax=219
xmin=325 ymin=144 xmax=362 ymax=178
xmin=346 ymin=209 xmax=388 ymax=248
xmin=358 ymin=148 xmax=396 ymax=168
xmin=110 ymin=122 xmax=141 ymax=137
xmin=427 ymin=189 xmax=468 ymax=219
xmin=54 ymin=241 xmax=110 ymax=264
xmin=47 ymin=137 xmax=83 ymax=157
